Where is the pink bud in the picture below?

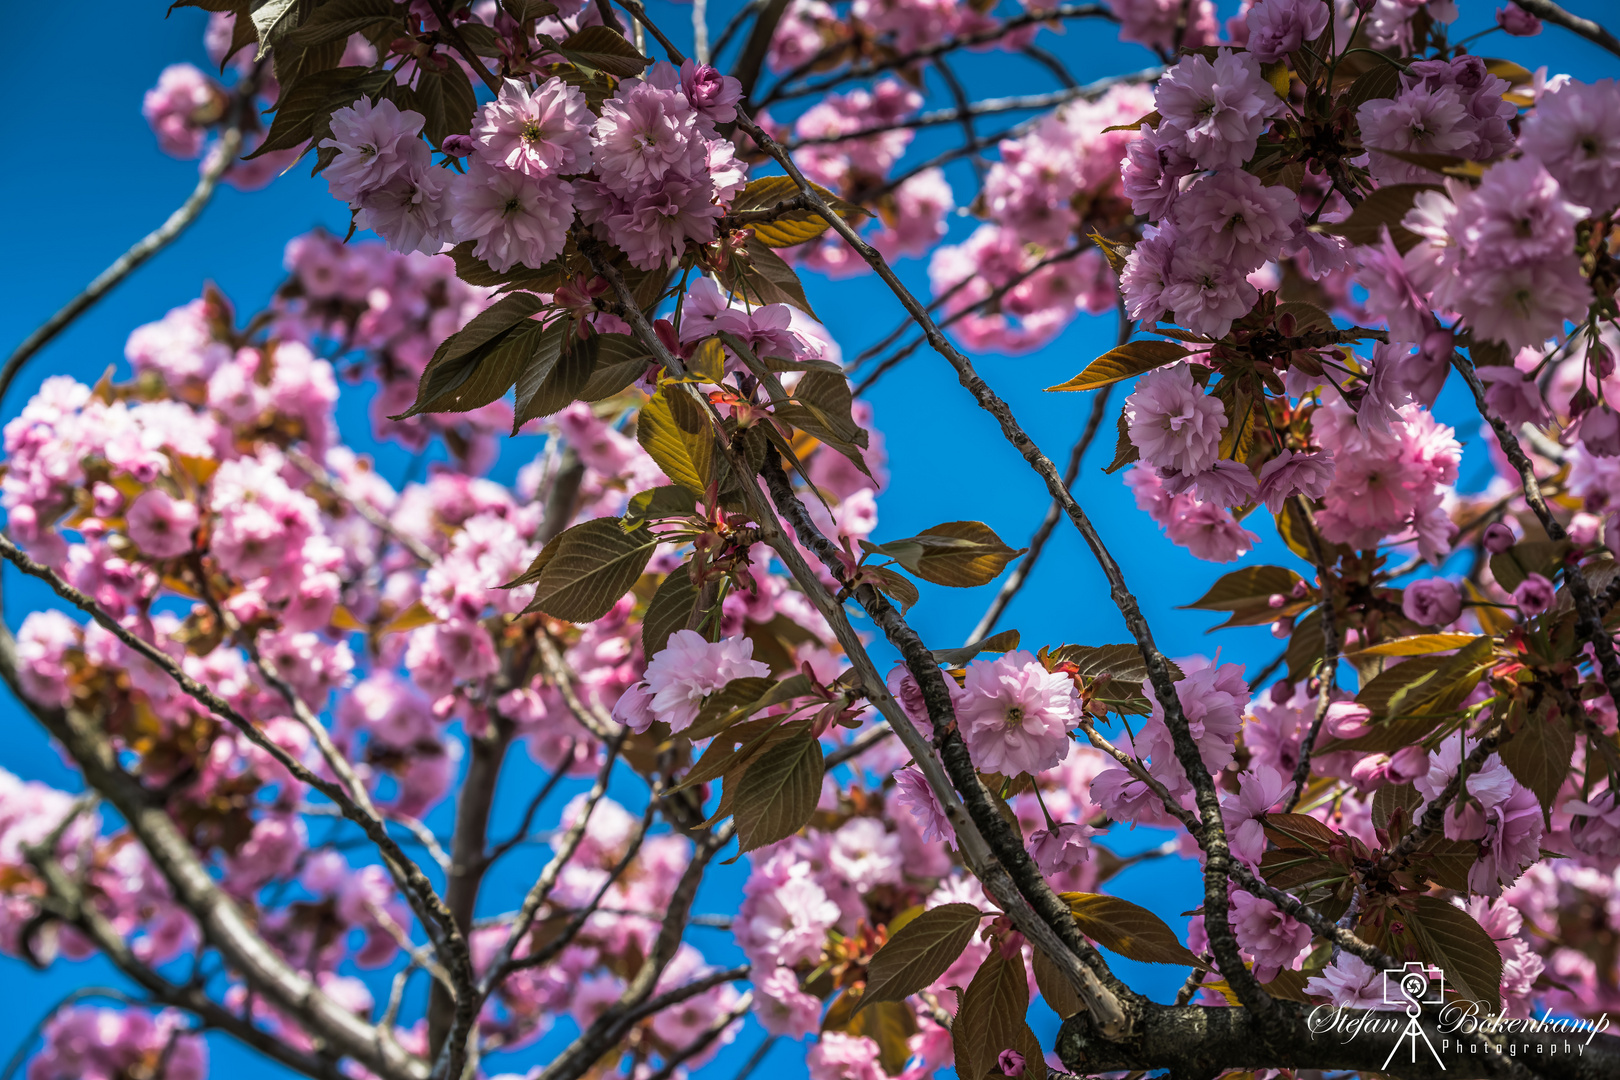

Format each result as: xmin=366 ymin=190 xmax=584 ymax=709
xmin=1268 ymin=593 xmax=1287 ymax=608
xmin=1271 ymin=618 xmax=1294 ymax=639
xmin=1389 ymin=745 xmax=1429 ymax=783
xmin=1324 ymin=701 xmax=1373 ymax=741
xmin=440 ymin=133 xmax=475 ymax=157
xmin=1496 ymin=4 xmax=1542 ymax=35
xmin=1513 ymin=573 xmax=1556 ymax=616
xmin=1580 ymin=405 xmax=1620 ymax=457
xmin=1483 ymin=522 xmax=1516 ymax=554
xmin=1592 ymin=342 xmax=1616 ymax=381
xmin=1351 ymin=753 xmax=1391 ymax=790
xmin=997 ymin=1050 xmax=1027 ymax=1077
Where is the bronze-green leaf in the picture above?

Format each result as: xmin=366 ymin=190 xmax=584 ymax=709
xmin=637 ymin=389 xmax=715 ymax=496
xmin=1045 ymin=341 xmax=1190 ymax=393
xmin=519 ymin=517 xmax=658 ymax=622
xmin=555 ymin=25 xmax=649 ymax=77
xmin=731 ymin=730 xmax=824 ymax=853
xmin=642 ymin=562 xmax=700 ymax=658
xmin=1062 ymin=892 xmax=1202 ymax=966
xmin=858 ymin=903 xmax=983 ymax=1012
xmin=873 ymin=521 xmax=1024 ymax=589
xmin=1498 ymin=707 xmax=1577 ymax=817
xmin=1320 ymin=183 xmax=1440 ymax=254
xmin=393 ymin=293 xmax=547 ymax=418
xmin=952 ymin=951 xmax=1047 ymax=1080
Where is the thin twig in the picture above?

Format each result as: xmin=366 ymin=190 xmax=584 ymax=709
xmin=1511 ymin=0 xmax=1620 ymax=56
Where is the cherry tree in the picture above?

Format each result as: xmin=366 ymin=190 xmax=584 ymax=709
xmin=2 ymin=2 xmax=1620 ymax=1079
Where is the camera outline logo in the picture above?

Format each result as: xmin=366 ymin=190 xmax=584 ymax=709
xmin=1383 ymin=961 xmax=1447 ymax=1015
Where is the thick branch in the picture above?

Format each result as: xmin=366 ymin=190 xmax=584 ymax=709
xmin=1059 ymin=1000 xmax=1620 ymax=1080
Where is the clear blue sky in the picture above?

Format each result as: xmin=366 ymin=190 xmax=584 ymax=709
xmin=0 ymin=2 xmax=1614 ymax=1077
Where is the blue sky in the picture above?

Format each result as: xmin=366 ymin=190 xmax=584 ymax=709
xmin=0 ymin=2 xmax=1615 ymax=1078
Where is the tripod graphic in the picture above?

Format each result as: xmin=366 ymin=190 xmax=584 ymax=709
xmin=1382 ymin=963 xmax=1447 ymax=1071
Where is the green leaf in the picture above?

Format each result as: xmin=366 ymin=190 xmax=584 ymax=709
xmin=1354 ymin=636 xmax=1494 ymax=721
xmin=1030 ymin=946 xmax=1084 ymax=1019
xmin=731 ymin=730 xmax=824 ymax=854
xmin=1407 ymin=894 xmax=1504 ymax=1015
xmin=952 ymin=951 xmax=1047 ymax=1080
xmin=858 ymin=903 xmax=984 ymax=1012
xmin=555 ymin=25 xmax=650 ymax=77
xmin=1498 ymin=707 xmax=1577 ymax=817
xmin=1186 ymin=565 xmax=1304 ymax=612
xmin=414 ymin=61 xmax=478 ymax=148
xmin=579 ymin=333 xmax=653 ymax=400
xmin=637 ymin=389 xmax=715 ymax=496
xmin=249 ymin=0 xmax=301 ymax=57
xmin=283 ymin=0 xmax=402 ymax=46
xmin=393 ymin=294 xmax=548 ymax=418
xmin=773 ymin=369 xmax=871 ymax=477
xmin=1045 ymin=341 xmax=1190 ymax=393
xmin=445 ymin=242 xmax=568 ymax=291
xmin=519 ymin=517 xmax=658 ymax=622
xmin=1320 ymin=183 xmax=1441 ymax=254
xmin=514 ymin=330 xmax=594 ymax=429
xmin=1350 ymin=634 xmax=1485 ymax=658
xmin=642 ymin=563 xmax=700 ymax=658
xmin=502 ymin=0 xmax=560 ymax=19
xmin=730 ymin=175 xmax=869 ymax=248
xmin=1262 ymin=813 xmax=1343 ymax=853
xmin=871 ymin=521 xmax=1024 ymax=589
xmin=932 ymin=629 xmax=1021 ymax=666
xmin=623 ymin=485 xmax=700 ymax=528
xmin=861 ymin=565 xmax=920 ymax=613
xmin=1061 ymin=892 xmax=1202 ymax=966
xmin=1371 ymin=781 xmax=1420 ymax=829
xmin=1340 ymin=61 xmax=1401 ymax=114
xmin=1044 ymin=643 xmax=1183 ymax=685
xmin=1102 ymin=407 xmax=1138 ymax=474
xmin=735 ymin=237 xmax=818 ymax=318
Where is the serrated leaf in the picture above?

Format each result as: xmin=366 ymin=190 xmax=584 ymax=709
xmin=623 ymin=485 xmax=700 ymax=528
xmin=515 ymin=329 xmax=593 ymax=429
xmin=1262 ymin=812 xmax=1343 ymax=853
xmin=579 ymin=333 xmax=652 ymax=400
xmin=445 ymin=242 xmax=567 ymax=290
xmin=1186 ymin=565 xmax=1304 ymax=612
xmin=1062 ymin=892 xmax=1201 ymax=966
xmin=643 ymin=563 xmax=700 ymax=658
xmin=1498 ymin=709 xmax=1577 ymax=817
xmin=250 ymin=0 xmax=301 ymax=56
xmin=774 ymin=369 xmax=871 ymax=478
xmin=394 ymin=293 xmax=548 ymax=418
xmin=1350 ymin=634 xmax=1484 ymax=658
xmin=1340 ymin=62 xmax=1401 ymax=113
xmin=731 ymin=731 xmax=824 ymax=853
xmin=638 ymin=389 xmax=715 ymax=496
xmin=520 ymin=517 xmax=658 ymax=622
xmin=1030 ymin=945 xmax=1083 ymax=1018
xmin=1103 ymin=408 xmax=1138 ymax=474
xmin=873 ymin=521 xmax=1023 ymax=589
xmin=1407 ymin=895 xmax=1504 ymax=1015
xmin=1490 ymin=540 xmax=1570 ymax=594
xmin=931 ymin=629 xmax=1021 ymax=666
xmin=283 ymin=0 xmax=402 ymax=46
xmin=734 ymin=237 xmax=818 ymax=318
xmin=1354 ymin=637 xmax=1493 ymax=721
xmin=414 ymin=62 xmax=478 ymax=148
xmin=1371 ymin=781 xmax=1420 ymax=829
xmin=556 ymin=25 xmax=650 ymax=77
xmin=862 ymin=565 xmax=920 ymax=613
xmin=952 ymin=951 xmax=1046 ymax=1080
xmin=1044 ymin=643 xmax=1183 ymax=685
xmin=1045 ymin=341 xmax=1190 ymax=393
xmin=731 ymin=176 xmax=870 ymax=248
xmin=858 ymin=903 xmax=983 ymax=1012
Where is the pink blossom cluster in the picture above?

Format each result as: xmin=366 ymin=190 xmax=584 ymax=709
xmin=321 ymin=61 xmax=747 ymax=272
xmin=27 ymin=1007 xmax=206 ymax=1080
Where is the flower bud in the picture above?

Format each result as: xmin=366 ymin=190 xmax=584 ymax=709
xmin=1581 ymin=405 xmax=1620 ymax=457
xmin=1496 ymin=4 xmax=1542 ymax=35
xmin=1401 ymin=578 xmax=1462 ymax=627
xmin=1483 ymin=522 xmax=1517 ymax=553
xmin=1513 ymin=573 xmax=1555 ymax=616
xmin=440 ymin=133 xmax=475 ymax=158
xmin=997 ymin=1050 xmax=1027 ymax=1078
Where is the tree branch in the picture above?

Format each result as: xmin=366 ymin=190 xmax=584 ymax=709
xmin=1511 ymin=0 xmax=1620 ymax=57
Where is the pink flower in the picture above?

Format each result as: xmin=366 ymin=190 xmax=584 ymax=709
xmin=1160 ymin=247 xmax=1260 ymax=338
xmin=1357 ymin=86 xmax=1472 ymax=185
xmin=1028 ymin=821 xmax=1095 ymax=874
xmin=997 ymin=1049 xmax=1027 ymax=1078
xmin=735 ymin=851 xmax=840 ymax=967
xmin=1222 ymin=765 xmax=1288 ymax=867
xmin=871 ymin=168 xmax=954 ymax=259
xmin=1121 ymin=126 xmax=1198 ymax=222
xmin=125 ymin=489 xmax=199 ymax=559
xmin=1303 ymin=954 xmax=1395 ymax=1008
xmin=1401 ymin=578 xmax=1461 ymax=626
xmin=1469 ymin=784 xmax=1545 ymax=897
xmin=143 ymin=64 xmax=219 ymax=159
xmin=1228 ymin=890 xmax=1311 ymax=983
xmin=956 ymin=649 xmax=1079 ymax=776
xmin=356 ymin=158 xmax=452 ymax=256
xmin=680 ymin=60 xmax=742 ymax=124
xmin=575 ymin=175 xmax=723 ymax=272
xmin=1256 ymin=449 xmax=1335 ymax=513
xmin=1167 ymin=459 xmax=1260 ymax=508
xmin=1566 ymin=791 xmax=1620 ymax=857
xmin=1483 ymin=521 xmax=1517 ymax=553
xmin=754 ymin=966 xmax=821 ymax=1038
xmin=1513 ymin=572 xmax=1555 ymax=615
xmin=320 ymin=96 xmax=427 ymax=205
xmin=1154 ymin=50 xmax=1283 ymax=170
xmin=807 ymin=1032 xmax=884 ymax=1080
xmin=1496 ymin=4 xmax=1541 ymax=34
xmin=1139 ymin=660 xmax=1249 ymax=778
xmin=1519 ymin=79 xmax=1620 ymax=212
xmin=449 ymin=159 xmax=574 ymax=273
xmin=641 ymin=629 xmax=771 ymax=733
xmin=1125 ymin=364 xmax=1226 ymax=477
xmin=1578 ymin=406 xmax=1620 ymax=457
xmin=30 ymin=1007 xmax=207 ymax=1080
xmin=894 ymin=766 xmax=954 ymax=846
xmin=1243 ymin=0 xmax=1331 ymax=61
xmin=592 ymin=78 xmax=708 ymax=196
xmin=473 ymin=77 xmax=595 ymax=177
xmin=1460 ymin=156 xmax=1586 ymax=265
xmin=1169 ymin=168 xmax=1299 ymax=272
xmin=1477 ymin=365 xmax=1549 ymax=427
